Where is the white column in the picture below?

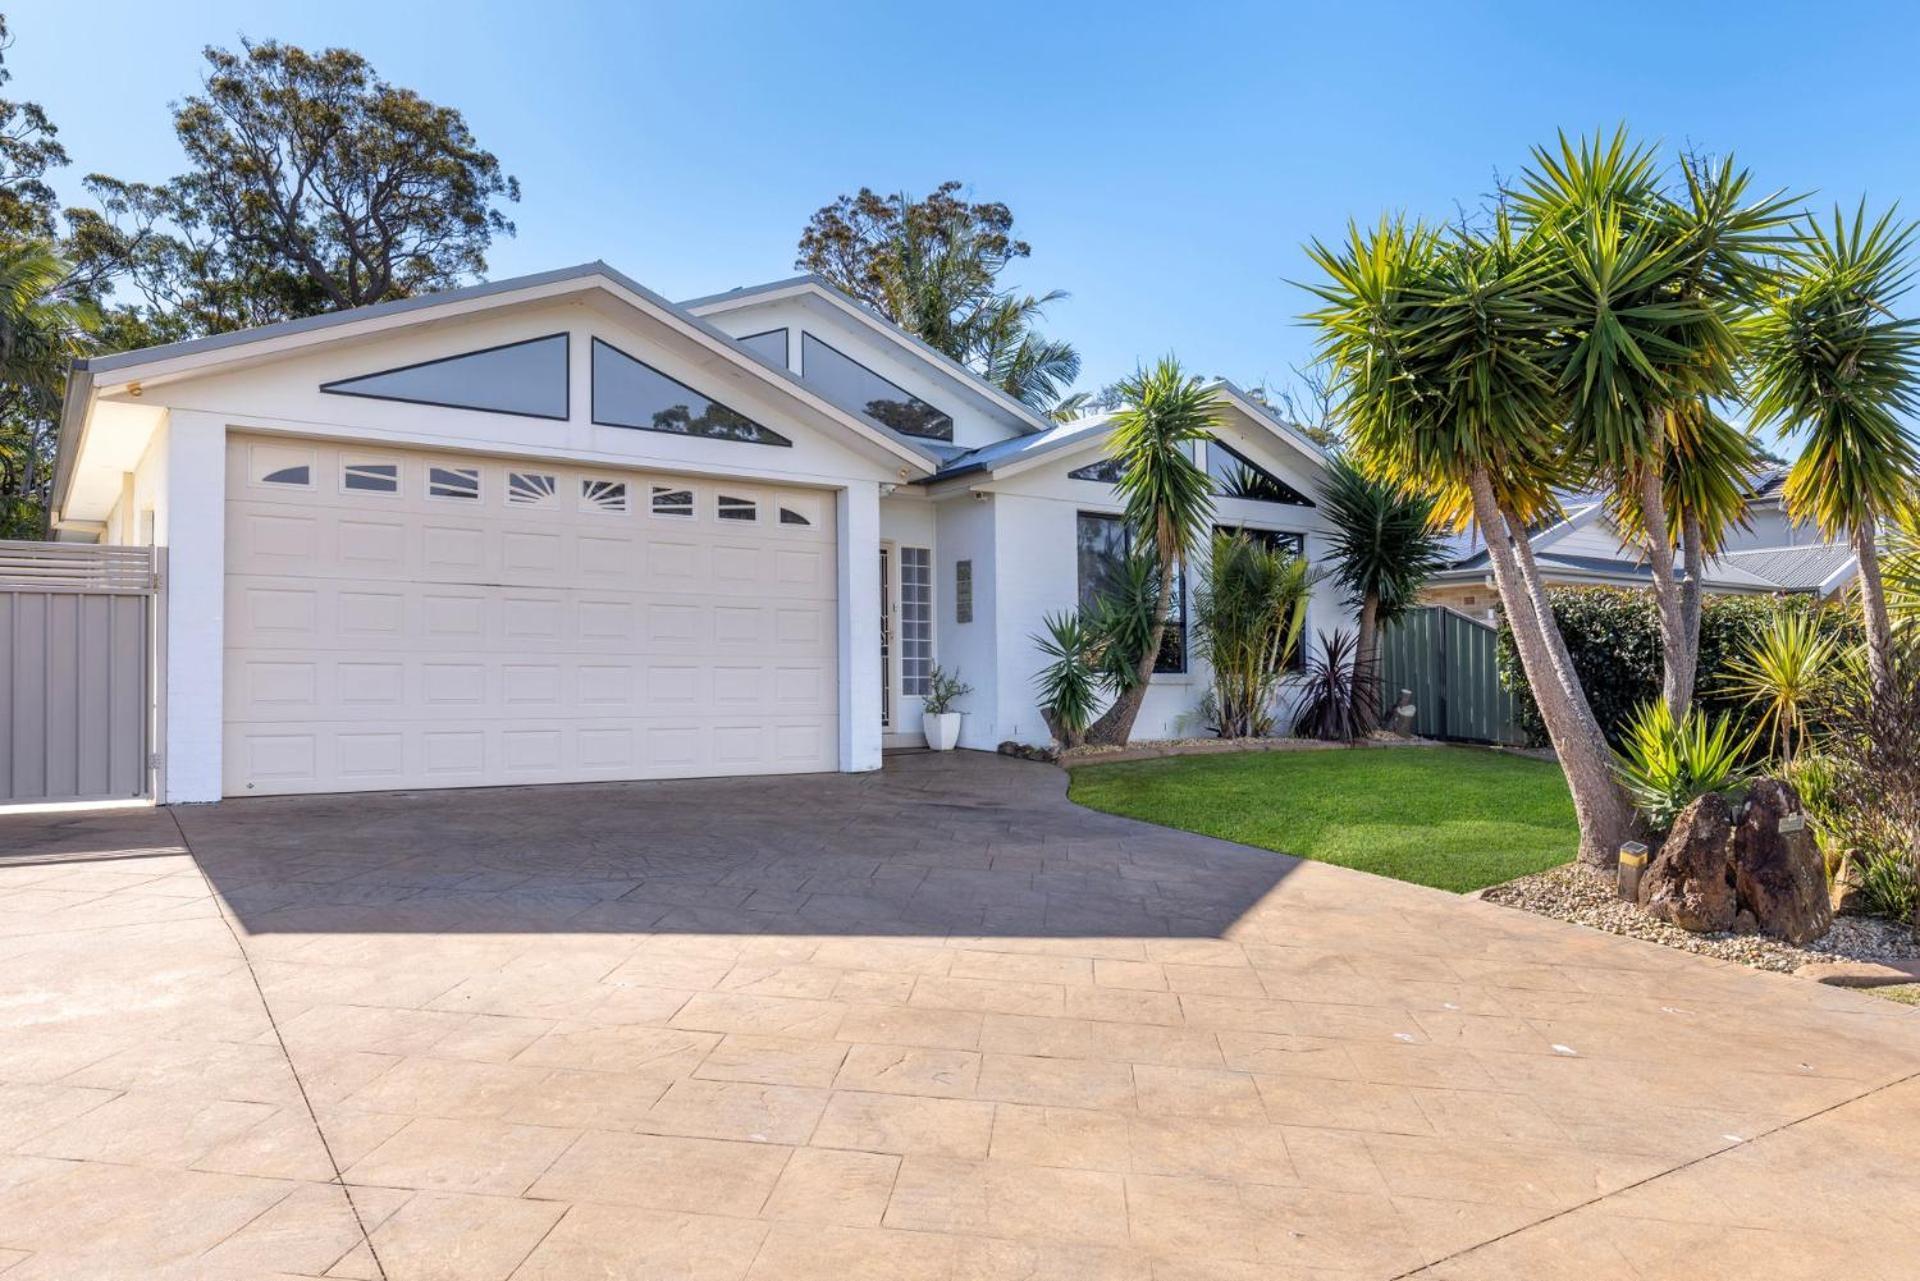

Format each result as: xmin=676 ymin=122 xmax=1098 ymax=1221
xmin=162 ymin=411 xmax=227 ymax=802
xmin=836 ymin=479 xmax=883 ymax=772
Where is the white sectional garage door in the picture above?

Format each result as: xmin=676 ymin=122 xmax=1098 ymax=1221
xmin=223 ymin=436 xmax=838 ymax=796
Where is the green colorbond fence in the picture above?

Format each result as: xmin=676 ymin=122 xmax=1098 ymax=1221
xmin=1377 ymin=606 xmax=1525 ymax=745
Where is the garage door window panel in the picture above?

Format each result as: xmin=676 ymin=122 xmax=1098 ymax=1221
xmin=508 ymin=472 xmax=559 ymax=508
xmin=652 ymin=486 xmax=695 ymax=519
xmin=428 ymin=466 xmax=481 ymax=501
xmin=342 ymin=461 xmax=400 ymax=495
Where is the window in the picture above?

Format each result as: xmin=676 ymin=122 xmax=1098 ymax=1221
xmin=1068 ymin=457 xmax=1124 ymax=484
xmin=800 ymin=332 xmax=953 ymax=441
xmin=651 ymin=485 xmax=694 ymax=518
xmin=779 ymin=505 xmax=812 ymax=526
xmin=1077 ymin=512 xmax=1185 ymax=674
xmin=716 ymin=494 xmax=758 ymax=522
xmin=508 ymin=471 xmax=558 ymax=507
xmin=262 ymin=465 xmax=311 ymax=486
xmin=592 ymin=337 xmax=792 ymax=446
xmin=428 ymin=466 xmax=480 ymax=500
xmin=1207 ymin=439 xmax=1315 ymax=506
xmin=739 ymin=328 xmax=789 ymax=367
xmin=1214 ymin=524 xmax=1305 ymax=558
xmin=580 ymin=478 xmax=629 ymax=514
xmin=900 ymin=546 xmax=933 ymax=696
xmin=955 ymin=559 xmax=973 ymax=624
xmin=342 ymin=461 xmax=399 ymax=494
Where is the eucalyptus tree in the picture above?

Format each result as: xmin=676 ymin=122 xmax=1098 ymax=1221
xmin=1304 ymin=215 xmax=1636 ymax=867
xmin=1082 ymin=357 xmax=1217 ymax=746
xmin=0 ymin=241 xmax=98 ymax=536
xmin=1513 ymin=130 xmax=1795 ymax=719
xmin=1749 ymin=203 xmax=1920 ymax=697
xmin=1319 ymin=453 xmax=1450 ymax=731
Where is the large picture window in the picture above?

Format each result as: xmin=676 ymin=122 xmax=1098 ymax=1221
xmin=1076 ymin=512 xmax=1185 ymax=674
xmin=800 ymin=333 xmax=954 ymax=441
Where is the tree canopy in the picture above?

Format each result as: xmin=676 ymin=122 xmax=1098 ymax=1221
xmin=796 ymin=182 xmax=1082 ymax=415
xmin=67 ymin=38 xmax=520 ymax=344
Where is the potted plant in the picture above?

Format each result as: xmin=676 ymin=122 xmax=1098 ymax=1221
xmin=921 ymin=665 xmax=972 ymax=751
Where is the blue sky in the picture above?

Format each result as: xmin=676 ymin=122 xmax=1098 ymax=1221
xmin=11 ymin=0 xmax=1920 ymax=405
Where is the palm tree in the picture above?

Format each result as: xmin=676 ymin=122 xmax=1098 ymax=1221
xmin=1304 ymin=214 xmax=1637 ymax=867
xmin=1513 ymin=130 xmax=1795 ymax=719
xmin=972 ymin=291 xmax=1083 ymax=413
xmin=1748 ymin=202 xmax=1920 ymax=698
xmin=1081 ymin=357 xmax=1216 ymax=746
xmin=0 ymin=239 xmax=97 ymax=537
xmin=1318 ymin=454 xmax=1451 ymax=732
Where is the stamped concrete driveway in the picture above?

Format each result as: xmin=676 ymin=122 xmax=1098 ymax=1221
xmin=3 ymin=750 xmax=1919 ymax=1280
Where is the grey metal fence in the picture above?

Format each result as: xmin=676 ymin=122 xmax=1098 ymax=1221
xmin=1 ymin=541 xmax=158 ymax=803
xmin=1378 ymin=605 xmax=1525 ymax=745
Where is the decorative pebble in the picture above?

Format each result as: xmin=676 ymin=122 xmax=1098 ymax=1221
xmin=1479 ymin=863 xmax=1920 ymax=974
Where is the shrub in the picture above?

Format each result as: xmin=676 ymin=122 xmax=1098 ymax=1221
xmin=1805 ymin=635 xmax=1920 ymax=922
xmin=1496 ymin=587 xmax=1862 ymax=749
xmin=1611 ymin=699 xmax=1755 ymax=833
xmin=1291 ymin=630 xmax=1365 ymax=742
xmin=1033 ymin=613 xmax=1101 ymax=747
xmin=922 ymin=666 xmax=972 ymax=715
xmin=1194 ymin=532 xmax=1309 ymax=738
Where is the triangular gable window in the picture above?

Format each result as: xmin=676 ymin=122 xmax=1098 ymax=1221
xmin=591 ymin=338 xmax=791 ymax=447
xmin=1207 ymin=439 xmax=1315 ymax=506
xmin=321 ymin=333 xmax=569 ymax=420
xmin=1068 ymin=457 xmax=1124 ymax=484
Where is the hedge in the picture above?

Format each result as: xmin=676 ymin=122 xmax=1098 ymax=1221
xmin=1495 ymin=587 xmax=1863 ymax=750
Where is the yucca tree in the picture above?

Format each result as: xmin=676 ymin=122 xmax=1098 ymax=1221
xmin=1304 ymin=214 xmax=1636 ymax=867
xmin=1749 ymin=202 xmax=1920 ymax=698
xmin=1082 ymin=356 xmax=1216 ymax=746
xmin=1514 ymin=130 xmax=1795 ymax=719
xmin=1319 ymin=453 xmax=1451 ymax=731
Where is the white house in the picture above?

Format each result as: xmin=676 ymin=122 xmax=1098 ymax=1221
xmin=49 ymin=263 xmax=1341 ymax=803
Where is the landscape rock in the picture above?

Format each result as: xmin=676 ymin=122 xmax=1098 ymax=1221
xmin=1732 ymin=779 xmax=1832 ymax=945
xmin=1639 ymin=792 xmax=1737 ymax=933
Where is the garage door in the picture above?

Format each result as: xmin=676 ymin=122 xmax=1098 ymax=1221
xmin=223 ymin=436 xmax=838 ymax=796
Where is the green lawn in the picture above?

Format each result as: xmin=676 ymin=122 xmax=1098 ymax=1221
xmin=1068 ymin=746 xmax=1576 ymax=893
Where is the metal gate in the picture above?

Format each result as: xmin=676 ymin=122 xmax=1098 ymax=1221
xmin=1 ymin=541 xmax=159 ymax=803
xmin=1378 ymin=605 xmax=1524 ymax=745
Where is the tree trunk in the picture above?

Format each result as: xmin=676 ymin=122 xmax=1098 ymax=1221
xmin=1855 ymin=514 xmax=1893 ymax=700
xmin=1349 ymin=592 xmax=1380 ymax=734
xmin=1084 ymin=553 xmax=1176 ymax=747
xmin=1469 ymin=468 xmax=1636 ymax=869
xmin=1635 ymin=462 xmax=1695 ymax=720
xmin=1680 ymin=509 xmax=1704 ymax=698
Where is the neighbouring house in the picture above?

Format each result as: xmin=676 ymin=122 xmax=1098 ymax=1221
xmin=1422 ymin=467 xmax=1859 ymax=621
xmin=48 ymin=263 xmax=1342 ymax=802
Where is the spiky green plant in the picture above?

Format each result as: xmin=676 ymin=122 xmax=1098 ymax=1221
xmin=1748 ymin=202 xmax=1920 ymax=697
xmin=1612 ymin=699 xmax=1756 ymax=832
xmin=1720 ymin=609 xmax=1837 ymax=766
xmin=1032 ymin=612 xmax=1101 ymax=749
xmin=1194 ymin=531 xmax=1310 ymax=738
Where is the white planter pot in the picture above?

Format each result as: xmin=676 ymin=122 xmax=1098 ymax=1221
xmin=924 ymin=712 xmax=962 ymax=751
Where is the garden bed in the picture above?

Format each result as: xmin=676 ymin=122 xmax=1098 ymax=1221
xmin=1480 ymin=861 xmax=1920 ymax=974
xmin=1053 ymin=732 xmax=1439 ymax=768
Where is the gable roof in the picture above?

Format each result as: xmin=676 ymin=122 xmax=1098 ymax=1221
xmin=680 ymin=275 xmax=1058 ymax=438
xmin=921 ymin=380 xmax=1331 ymax=487
xmin=54 ymin=262 xmax=939 ymax=516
